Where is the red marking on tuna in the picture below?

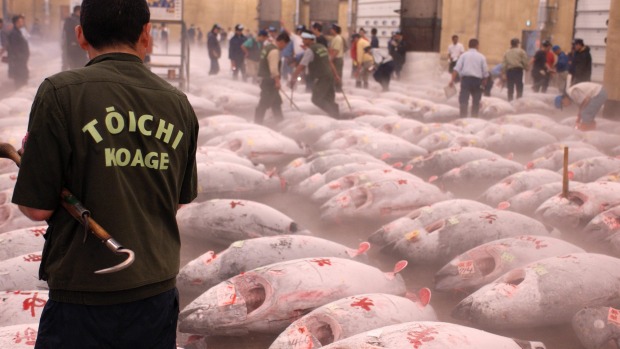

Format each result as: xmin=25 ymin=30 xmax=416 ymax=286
xmin=22 ymin=292 xmax=46 ymax=317
xmin=191 ymin=278 xmax=204 ymax=285
xmin=310 ymin=258 xmax=332 ymax=267
xmin=407 ymin=327 xmax=438 ymax=348
xmin=608 ymin=307 xmax=620 ymax=326
xmin=516 ymin=236 xmax=548 ymax=249
xmin=526 ymin=161 xmax=534 ymax=169
xmin=298 ymin=327 xmax=306 ymax=334
xmin=29 ymin=228 xmax=46 ymax=236
xmin=12 ymin=327 xmax=37 ymax=346
xmin=568 ymin=171 xmax=574 ymax=180
xmin=602 ymin=215 xmax=620 ymax=231
xmin=230 ymin=201 xmax=244 ymax=208
xmin=9 ymin=174 xmax=17 ymax=181
xmin=381 ymin=153 xmax=392 ymax=160
xmin=481 ymin=213 xmax=498 ymax=224
xmin=204 ymin=251 xmax=217 ymax=264
xmin=392 ymin=162 xmax=403 ymax=169
xmin=404 ymin=164 xmax=413 ymax=172
xmin=398 ymin=179 xmax=408 ymax=185
xmin=350 ymin=297 xmax=374 ymax=311
xmin=393 ymin=260 xmax=408 ymax=274
xmin=23 ymin=254 xmax=42 ymax=262
xmin=428 ymin=175 xmax=438 ymax=183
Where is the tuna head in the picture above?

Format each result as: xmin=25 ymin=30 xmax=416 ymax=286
xmin=178 ymin=274 xmax=273 ymax=336
xmin=320 ymin=185 xmax=374 ymax=222
xmin=535 ymin=191 xmax=587 ymax=232
xmin=434 ymin=244 xmax=502 ymax=293
xmin=451 ymin=267 xmax=540 ymax=330
xmin=572 ymin=306 xmax=620 ymax=349
xmin=271 ymin=313 xmax=343 ymax=349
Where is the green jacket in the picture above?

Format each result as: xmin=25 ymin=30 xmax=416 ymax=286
xmin=12 ymin=53 xmax=198 ymax=305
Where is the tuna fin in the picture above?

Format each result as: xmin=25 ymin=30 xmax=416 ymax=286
xmin=418 ymin=287 xmax=432 ymax=306
xmin=266 ymin=167 xmax=277 ymax=178
xmin=428 ymin=175 xmax=438 ymax=183
xmin=385 ymin=260 xmax=408 ymax=280
xmin=497 ymin=201 xmax=511 ymax=210
xmin=346 ymin=241 xmax=371 ymax=258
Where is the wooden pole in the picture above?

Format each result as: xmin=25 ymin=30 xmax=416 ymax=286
xmin=562 ymin=146 xmax=569 ymax=197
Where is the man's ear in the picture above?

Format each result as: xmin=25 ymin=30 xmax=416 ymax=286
xmin=75 ymin=25 xmax=89 ymax=50
xmin=139 ymin=23 xmax=152 ymax=49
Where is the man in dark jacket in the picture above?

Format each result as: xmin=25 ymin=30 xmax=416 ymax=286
xmin=207 ymin=24 xmax=221 ymax=75
xmin=388 ymin=30 xmax=405 ymax=80
xmin=531 ymin=40 xmax=551 ymax=93
xmin=7 ymin=15 xmax=29 ymax=88
xmin=228 ymin=24 xmax=247 ymax=81
xmin=63 ymin=5 xmax=88 ymax=70
xmin=570 ymin=38 xmax=592 ymax=86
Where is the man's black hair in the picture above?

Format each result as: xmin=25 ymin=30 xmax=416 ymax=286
xmin=312 ymin=22 xmax=322 ymax=32
xmin=468 ymin=38 xmax=479 ymax=48
xmin=12 ymin=14 xmax=24 ymax=25
xmin=276 ymin=32 xmax=290 ymax=43
xmin=371 ymin=28 xmax=377 ymax=35
xmin=80 ymin=0 xmax=150 ymax=50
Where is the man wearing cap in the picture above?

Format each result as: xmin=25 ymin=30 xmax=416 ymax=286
xmin=501 ymin=38 xmax=529 ymax=101
xmin=229 ymin=24 xmax=247 ymax=80
xmin=266 ymin=26 xmax=278 ymax=43
xmin=255 ymin=32 xmax=290 ymax=125
xmin=555 ymin=82 xmax=606 ymax=131
xmin=531 ymin=40 xmax=552 ymax=93
xmin=291 ymin=31 xmax=340 ymax=118
xmin=570 ymin=38 xmax=592 ymax=86
xmin=449 ymin=38 xmax=488 ymax=118
xmin=388 ymin=30 xmax=406 ymax=80
xmin=207 ymin=24 xmax=221 ymax=75
xmin=329 ymin=23 xmax=345 ymax=91
xmin=552 ymin=45 xmax=569 ymax=93
xmin=242 ymin=30 xmax=268 ymax=83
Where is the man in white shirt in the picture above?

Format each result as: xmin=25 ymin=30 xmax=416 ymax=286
xmin=449 ymin=38 xmax=488 ymax=118
xmin=555 ymin=82 xmax=607 ymax=131
xmin=447 ymin=35 xmax=464 ymax=73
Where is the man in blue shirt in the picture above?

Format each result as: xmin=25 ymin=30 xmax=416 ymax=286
xmin=449 ymin=38 xmax=488 ymax=118
xmin=553 ymin=45 xmax=569 ymax=93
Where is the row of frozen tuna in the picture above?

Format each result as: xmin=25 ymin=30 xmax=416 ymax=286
xmin=173 ymin=224 xmax=620 ymax=348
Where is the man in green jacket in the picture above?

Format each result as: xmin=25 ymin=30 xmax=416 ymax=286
xmin=254 ymin=32 xmax=290 ymax=125
xmin=290 ymin=31 xmax=341 ymax=118
xmin=12 ymin=0 xmax=198 ymax=347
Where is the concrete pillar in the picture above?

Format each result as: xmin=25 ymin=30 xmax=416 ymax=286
xmin=603 ymin=0 xmax=620 ymax=118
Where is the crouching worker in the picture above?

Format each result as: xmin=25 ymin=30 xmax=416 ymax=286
xmin=254 ymin=32 xmax=290 ymax=125
xmin=368 ymin=46 xmax=394 ymax=91
xmin=555 ymin=81 xmax=607 ymax=131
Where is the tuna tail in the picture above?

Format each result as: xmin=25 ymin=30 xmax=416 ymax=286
xmin=512 ymin=339 xmax=546 ymax=349
xmin=497 ymin=201 xmax=511 ymax=210
xmin=384 ymin=260 xmax=408 ymax=280
xmin=405 ymin=287 xmax=432 ymax=307
xmin=346 ymin=241 xmax=371 ymax=258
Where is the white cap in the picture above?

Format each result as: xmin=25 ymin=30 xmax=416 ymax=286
xmin=301 ymin=32 xmax=316 ymax=40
